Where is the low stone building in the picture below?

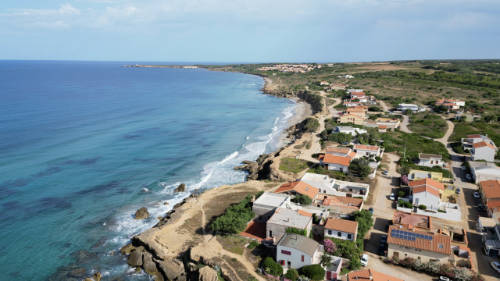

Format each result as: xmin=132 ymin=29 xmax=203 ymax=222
xmin=276 ymin=233 xmax=322 ymax=269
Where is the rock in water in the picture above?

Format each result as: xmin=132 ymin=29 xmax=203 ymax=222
xmin=127 ymin=247 xmax=144 ymax=267
xmin=198 ymin=266 xmax=218 ymax=281
xmin=134 ymin=207 xmax=150 ymax=219
xmin=174 ymin=183 xmax=186 ymax=193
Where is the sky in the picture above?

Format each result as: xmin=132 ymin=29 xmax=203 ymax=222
xmin=1 ymin=0 xmax=499 ymax=62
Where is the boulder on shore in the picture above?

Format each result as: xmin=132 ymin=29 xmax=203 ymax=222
xmin=174 ymin=183 xmax=186 ymax=193
xmin=134 ymin=207 xmax=150 ymax=220
xmin=120 ymin=243 xmax=135 ymax=255
xmin=198 ymin=266 xmax=218 ymax=281
xmin=127 ymin=247 xmax=144 ymax=267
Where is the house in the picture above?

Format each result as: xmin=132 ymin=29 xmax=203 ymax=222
xmin=347 ymin=269 xmax=403 ymax=281
xmin=266 ymin=208 xmax=313 ymax=242
xmin=274 ymin=181 xmax=319 ymax=201
xmin=334 ymin=126 xmax=367 ymax=136
xmin=319 ymin=154 xmax=352 ymax=173
xmin=339 ymin=113 xmax=366 ymax=125
xmin=479 ymin=180 xmax=500 ymax=216
xmin=301 ymin=172 xmax=370 ymax=199
xmin=320 ymin=195 xmax=363 ymax=216
xmin=461 ymin=134 xmax=494 ymax=151
xmin=418 ymin=153 xmax=445 ymax=168
xmin=408 ymin=169 xmax=453 ymax=183
xmin=472 ymin=141 xmax=497 ymax=162
xmin=393 ymin=211 xmax=432 ymax=230
xmin=346 ymin=106 xmax=367 ymax=117
xmin=469 ymin=161 xmax=500 ymax=183
xmin=276 ymin=233 xmax=322 ymax=269
xmin=375 ymin=117 xmax=400 ymax=130
xmin=326 ymin=146 xmax=355 ymax=157
xmin=325 ymin=256 xmax=343 ymax=281
xmin=435 ymin=99 xmax=465 ymax=111
xmin=353 ymin=144 xmax=381 ymax=158
xmin=350 ymin=92 xmax=368 ymax=103
xmin=387 ymin=225 xmax=452 ymax=263
xmin=344 ymin=100 xmax=362 ymax=107
xmin=324 ymin=218 xmax=358 ymax=241
xmin=409 ymin=178 xmax=445 ymax=210
xmin=397 ymin=103 xmax=419 ymax=112
xmin=252 ymin=192 xmax=291 ymax=221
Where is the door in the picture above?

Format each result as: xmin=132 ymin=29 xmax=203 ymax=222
xmin=326 ymin=271 xmax=332 ymax=280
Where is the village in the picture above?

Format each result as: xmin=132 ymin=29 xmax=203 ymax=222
xmin=202 ymin=81 xmax=500 ymax=281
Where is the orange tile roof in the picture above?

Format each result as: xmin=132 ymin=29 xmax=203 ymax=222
xmin=354 ymin=144 xmax=379 ymax=151
xmin=348 ymin=269 xmax=403 ymax=281
xmin=466 ymin=134 xmax=482 ymax=139
xmin=351 ymin=92 xmax=366 ymax=97
xmin=412 ymin=185 xmax=441 ymax=197
xmin=473 ymin=141 xmax=496 ymax=149
xmin=297 ymin=210 xmax=313 ymax=217
xmin=326 ymin=146 xmax=351 ymax=154
xmin=325 ymin=218 xmax=358 ymax=234
xmin=274 ymin=181 xmax=319 ymax=199
xmin=409 ymin=178 xmax=444 ymax=191
xmin=322 ymin=195 xmax=363 ymax=208
xmin=347 ymin=106 xmax=367 ymax=113
xmin=321 ymin=154 xmax=352 ymax=166
xmin=387 ymin=225 xmax=451 ymax=255
xmin=486 ymin=199 xmax=500 ymax=209
xmin=378 ymin=125 xmax=388 ymax=129
xmin=480 ymin=180 xmax=500 ymax=200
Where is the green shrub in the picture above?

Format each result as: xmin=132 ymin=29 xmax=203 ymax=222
xmin=247 ymin=240 xmax=259 ymax=249
xmin=284 ymin=268 xmax=299 ymax=281
xmin=210 ymin=195 xmax=255 ymax=234
xmin=298 ymin=264 xmax=325 ymax=281
xmin=261 ymin=257 xmax=283 ymax=276
xmin=291 ymin=194 xmax=312 ymax=205
xmin=418 ymin=204 xmax=427 ymax=210
xmin=286 ymin=227 xmax=307 ymax=236
xmin=398 ymin=199 xmax=412 ymax=208
xmin=349 ymin=159 xmax=371 ymax=178
xmin=298 ymin=91 xmax=323 ymax=114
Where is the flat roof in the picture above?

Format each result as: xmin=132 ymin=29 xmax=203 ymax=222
xmin=253 ymin=192 xmax=289 ymax=208
xmin=267 ymin=208 xmax=312 ymax=229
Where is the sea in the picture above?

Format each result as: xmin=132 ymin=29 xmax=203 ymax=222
xmin=0 ymin=61 xmax=297 ymax=280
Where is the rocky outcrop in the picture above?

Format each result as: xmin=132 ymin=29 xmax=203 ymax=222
xmin=157 ymin=258 xmax=186 ymax=281
xmin=127 ymin=246 xmax=144 ymax=267
xmin=174 ymin=183 xmax=186 ymax=193
xmin=134 ymin=207 xmax=150 ymax=220
xmin=120 ymin=243 xmax=135 ymax=255
xmin=198 ymin=266 xmax=217 ymax=281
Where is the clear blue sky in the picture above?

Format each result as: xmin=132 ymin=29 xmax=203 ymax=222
xmin=1 ymin=0 xmax=499 ymax=62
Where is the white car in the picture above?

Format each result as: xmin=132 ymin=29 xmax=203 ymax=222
xmin=361 ymin=254 xmax=369 ymax=266
xmin=389 ymin=193 xmax=395 ymax=201
xmin=473 ymin=192 xmax=480 ymax=199
xmin=491 ymin=261 xmax=500 ymax=274
xmin=439 ymin=277 xmax=450 ymax=281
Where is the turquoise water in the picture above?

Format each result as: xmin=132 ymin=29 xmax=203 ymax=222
xmin=0 ymin=61 xmax=295 ymax=280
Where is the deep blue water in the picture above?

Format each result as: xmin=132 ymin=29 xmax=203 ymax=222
xmin=0 ymin=61 xmax=295 ymax=280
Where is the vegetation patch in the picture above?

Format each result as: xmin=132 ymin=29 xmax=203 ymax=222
xmin=210 ymin=195 xmax=255 ymax=235
xmin=408 ymin=112 xmax=448 ymax=139
xmin=279 ymin=157 xmax=309 ymax=173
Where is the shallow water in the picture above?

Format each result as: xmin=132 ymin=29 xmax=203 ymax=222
xmin=0 ymin=61 xmax=295 ymax=280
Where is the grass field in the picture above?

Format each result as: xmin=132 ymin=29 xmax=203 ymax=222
xmin=380 ymin=130 xmax=450 ymax=161
xmin=450 ymin=121 xmax=500 ymax=146
xmin=279 ymin=157 xmax=309 ymax=173
xmin=408 ymin=112 xmax=448 ymax=139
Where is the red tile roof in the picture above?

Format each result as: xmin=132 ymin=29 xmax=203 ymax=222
xmin=393 ymin=211 xmax=431 ymax=229
xmin=412 ymin=185 xmax=441 ymax=197
xmin=322 ymin=195 xmax=363 ymax=208
xmin=347 ymin=269 xmax=403 ymax=281
xmin=354 ymin=144 xmax=379 ymax=151
xmin=321 ymin=154 xmax=352 ymax=166
xmin=326 ymin=146 xmax=351 ymax=154
xmin=325 ymin=218 xmax=358 ymax=234
xmin=297 ymin=210 xmax=313 ymax=217
xmin=409 ymin=178 xmax=444 ymax=191
xmin=387 ymin=225 xmax=451 ymax=255
xmin=466 ymin=134 xmax=481 ymax=139
xmin=274 ymin=181 xmax=319 ymax=199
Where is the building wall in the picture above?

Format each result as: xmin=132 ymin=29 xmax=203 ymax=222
xmin=412 ymin=192 xmax=440 ymax=210
xmin=418 ymin=159 xmax=444 ymax=168
xmin=252 ymin=205 xmax=277 ymax=221
xmin=276 ymin=245 xmax=316 ymax=269
xmin=387 ymin=243 xmax=451 ymax=263
xmin=355 ymin=149 xmax=379 ymax=158
xmin=324 ymin=229 xmax=356 ymax=241
xmin=327 ymin=163 xmax=349 ymax=173
xmin=473 ymin=147 xmax=495 ymax=162
xmin=266 ymin=220 xmax=312 ymax=242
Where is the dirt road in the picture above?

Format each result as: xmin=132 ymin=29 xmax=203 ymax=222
xmin=400 ymin=115 xmax=413 ymax=133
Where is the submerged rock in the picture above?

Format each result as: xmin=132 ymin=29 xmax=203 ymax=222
xmin=134 ymin=207 xmax=150 ymax=220
xmin=174 ymin=183 xmax=186 ymax=193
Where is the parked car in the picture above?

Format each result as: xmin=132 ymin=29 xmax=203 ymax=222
xmin=465 ymin=174 xmax=472 ymax=181
xmin=382 ymin=170 xmax=389 ymax=176
xmin=389 ymin=193 xmax=395 ymax=201
xmin=490 ymin=261 xmax=500 ymax=274
xmin=439 ymin=276 xmax=450 ymax=281
xmin=368 ymin=207 xmax=374 ymax=214
xmin=360 ymin=254 xmax=369 ymax=266
xmin=455 ymin=188 xmax=461 ymax=194
xmin=473 ymin=191 xmax=480 ymax=199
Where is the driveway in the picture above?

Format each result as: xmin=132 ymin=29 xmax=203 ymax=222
xmin=400 ymin=115 xmax=412 ymax=133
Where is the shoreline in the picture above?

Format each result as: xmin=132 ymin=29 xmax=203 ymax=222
xmin=114 ymin=68 xmax=316 ymax=281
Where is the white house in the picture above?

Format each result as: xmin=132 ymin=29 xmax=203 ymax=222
xmin=334 ymin=126 xmax=367 ymax=136
xmin=324 ymin=218 xmax=358 ymax=241
xmin=320 ymin=154 xmax=352 ymax=173
xmin=353 ymin=144 xmax=381 ymax=158
xmin=412 ymin=186 xmax=441 ymax=210
xmin=397 ymin=103 xmax=419 ymax=112
xmin=276 ymin=233 xmax=322 ymax=269
xmin=469 ymin=161 xmax=500 ymax=184
xmin=301 ymin=172 xmax=370 ymax=199
xmin=266 ymin=208 xmax=312 ymax=242
xmin=472 ymin=141 xmax=497 ymax=162
xmin=461 ymin=134 xmax=493 ymax=151
xmin=418 ymin=153 xmax=445 ymax=168
xmin=252 ymin=192 xmax=290 ymax=221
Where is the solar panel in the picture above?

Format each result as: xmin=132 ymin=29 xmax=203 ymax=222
xmin=391 ymin=229 xmax=431 ymax=241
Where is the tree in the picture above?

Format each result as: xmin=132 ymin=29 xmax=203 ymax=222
xmin=352 ymin=210 xmax=374 ymax=238
xmin=261 ymin=257 xmax=283 ymax=276
xmin=298 ymin=264 xmax=325 ymax=281
xmin=210 ymin=195 xmax=255 ymax=234
xmin=323 ymin=239 xmax=336 ymax=254
xmin=349 ymin=158 xmax=371 ymax=178
xmin=291 ymin=194 xmax=312 ymax=205
xmin=320 ymin=254 xmax=332 ymax=267
xmin=284 ymin=268 xmax=298 ymax=281
xmin=328 ymin=132 xmax=352 ymax=144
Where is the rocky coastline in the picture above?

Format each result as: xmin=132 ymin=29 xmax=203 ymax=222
xmin=114 ymin=72 xmax=316 ymax=281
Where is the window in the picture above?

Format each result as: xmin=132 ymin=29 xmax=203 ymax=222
xmin=347 ymin=234 xmax=352 ymax=240
xmin=269 ymin=231 xmax=273 ymax=237
xmin=281 ymin=250 xmax=291 ymax=255
xmin=287 ymin=261 xmax=291 ymax=267
xmin=337 ymin=232 xmax=341 ymax=237
xmin=328 ymin=230 xmax=332 ymax=235
xmin=301 ymin=255 xmax=304 ymax=262
xmin=280 ymin=260 xmax=285 ymax=265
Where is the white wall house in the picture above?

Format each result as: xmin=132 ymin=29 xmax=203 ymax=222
xmin=469 ymin=161 xmax=500 ymax=184
xmin=266 ymin=208 xmax=312 ymax=243
xmin=335 ymin=126 xmax=367 ymax=136
xmin=320 ymin=154 xmax=351 ymax=173
xmin=418 ymin=153 xmax=445 ymax=168
xmin=472 ymin=142 xmax=497 ymax=162
xmin=324 ymin=218 xmax=358 ymax=241
xmin=353 ymin=144 xmax=381 ymax=158
xmin=276 ymin=233 xmax=322 ymax=269
xmin=397 ymin=103 xmax=419 ymax=112
xmin=301 ymin=172 xmax=370 ymax=199
xmin=252 ymin=192 xmax=290 ymax=221
xmin=412 ymin=187 xmax=441 ymax=210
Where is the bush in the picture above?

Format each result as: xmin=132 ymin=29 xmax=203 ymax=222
xmin=298 ymin=91 xmax=323 ymax=114
xmin=261 ymin=257 xmax=283 ymax=276
xmin=398 ymin=199 xmax=412 ymax=208
xmin=291 ymin=194 xmax=312 ymax=205
xmin=352 ymin=210 xmax=374 ymax=239
xmin=284 ymin=268 xmax=298 ymax=281
xmin=418 ymin=204 xmax=427 ymax=210
xmin=210 ymin=195 xmax=255 ymax=234
xmin=247 ymin=240 xmax=259 ymax=249
xmin=325 ymin=132 xmax=352 ymax=144
xmin=286 ymin=227 xmax=307 ymax=236
xmin=329 ymin=238 xmax=360 ymax=261
xmin=298 ymin=264 xmax=325 ymax=281
xmin=323 ymin=239 xmax=336 ymax=254
xmin=349 ymin=158 xmax=371 ymax=178
xmin=300 ymin=117 xmax=320 ymax=133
